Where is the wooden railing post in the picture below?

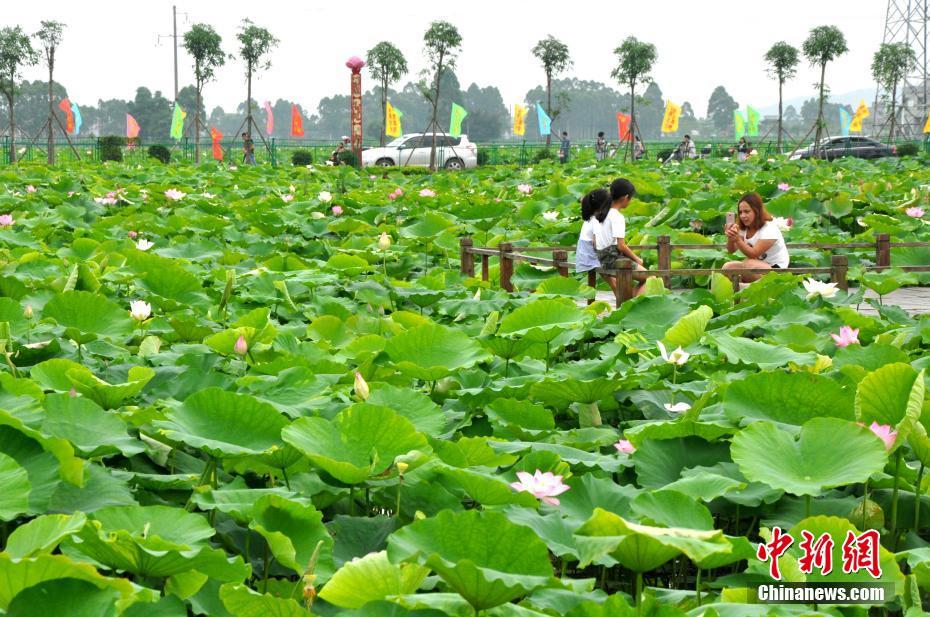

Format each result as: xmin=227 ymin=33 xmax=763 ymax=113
xmin=499 ymin=242 xmax=514 ymax=292
xmin=459 ymin=237 xmax=475 ymax=276
xmin=831 ymin=255 xmax=849 ymax=291
xmin=875 ymin=233 xmax=891 ymax=270
xmin=726 ymin=270 xmax=741 ymax=302
xmin=617 ymin=259 xmax=634 ymax=306
xmin=481 ymin=255 xmax=490 ymax=281
xmin=553 ymin=249 xmax=569 ymax=277
xmin=657 ymin=235 xmax=671 ymax=288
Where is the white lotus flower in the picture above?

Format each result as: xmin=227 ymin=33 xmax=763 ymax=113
xmin=664 ymin=402 xmax=692 ymax=414
xmin=542 ymin=211 xmax=559 ymax=221
xmin=772 ymin=216 xmax=792 ymax=232
xmin=164 ymin=189 xmax=185 ymax=201
xmin=802 ymin=278 xmax=838 ymax=300
xmin=136 ymin=238 xmax=154 ymax=251
xmin=657 ymin=341 xmax=689 ymax=366
xmin=378 ymin=232 xmax=391 ymax=251
xmin=310 ymin=211 xmax=326 ymax=219
xmin=318 ymin=191 xmax=332 ymax=202
xmin=129 ymin=300 xmax=152 ymax=321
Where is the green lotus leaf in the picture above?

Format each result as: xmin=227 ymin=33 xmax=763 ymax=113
xmin=282 ymin=405 xmax=429 ymax=484
xmin=41 ymin=394 xmax=143 ymax=458
xmin=399 ymin=212 xmax=455 ymax=239
xmin=90 ymin=505 xmax=214 ymax=547
xmin=574 ymin=508 xmax=731 ymax=572
xmin=0 ymin=553 xmax=142 ymax=612
xmin=663 ymin=305 xmax=712 ymax=348
xmin=535 ymin=276 xmax=596 ymax=299
xmin=708 ymin=333 xmax=817 ymax=369
xmin=6 ymin=577 xmax=120 ymax=617
xmin=154 ymin=388 xmax=292 ymax=460
xmin=319 ymin=550 xmax=429 ymax=609
xmin=833 ymin=344 xmax=909 ymax=371
xmin=724 ymin=372 xmax=855 ymax=428
xmin=530 ymin=378 xmax=618 ymax=408
xmin=855 ymin=364 xmax=924 ymax=446
xmin=630 ymin=489 xmax=714 ymax=530
xmin=30 ymin=358 xmax=86 ymax=391
xmin=387 ymin=509 xmax=554 ymax=611
xmin=122 ymin=250 xmax=209 ymax=309
xmin=486 ymin=398 xmax=555 ymax=432
xmin=0 ymin=451 xmax=30 ymax=521
xmin=325 ymin=253 xmax=370 ymax=274
xmin=41 ymin=290 xmax=135 ymax=341
xmin=248 ymin=494 xmax=334 ymax=580
xmin=190 ymin=482 xmax=302 ymax=524
xmin=633 ymin=437 xmax=731 ymax=489
xmin=385 ymin=323 xmax=491 ymax=381
xmin=64 ymin=366 xmax=155 ymax=410
xmin=623 ymin=419 xmax=735 ymax=445
xmin=367 ymin=385 xmax=446 ymax=436
xmin=0 ymin=408 xmax=84 ymax=488
xmin=436 ymin=464 xmax=538 ymax=507
xmin=435 ymin=436 xmax=518 ymax=468
xmin=498 ymin=298 xmax=589 ymax=344
xmin=663 ymin=471 xmax=746 ymax=502
xmin=731 ymin=418 xmax=888 ymax=496
xmin=219 ymin=583 xmax=309 ymax=617
xmin=4 ymin=512 xmax=87 ymax=558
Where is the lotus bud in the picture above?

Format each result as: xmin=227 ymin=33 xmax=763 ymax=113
xmin=414 ymin=510 xmax=426 ymax=520
xmin=23 ymin=304 xmax=32 ymax=319
xmin=68 ymin=387 xmax=77 ymax=397
xmin=397 ymin=461 xmax=409 ymax=476
xmin=378 ymin=232 xmax=391 ymax=251
xmin=234 ymin=335 xmax=248 ymax=356
xmin=354 ymin=371 xmax=370 ymax=400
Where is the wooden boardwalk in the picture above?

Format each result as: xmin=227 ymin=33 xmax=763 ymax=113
xmin=589 ymin=287 xmax=930 ymax=316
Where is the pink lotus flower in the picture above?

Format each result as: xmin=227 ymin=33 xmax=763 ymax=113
xmin=614 ymin=439 xmax=636 ymax=454
xmin=389 ymin=188 xmax=404 ymax=200
xmin=510 ymin=470 xmax=570 ymax=506
xmin=868 ymin=422 xmax=897 ymax=450
xmin=331 ymin=205 xmax=344 ymax=216
xmin=164 ymin=189 xmax=186 ymax=201
xmin=830 ymin=325 xmax=859 ymax=347
xmin=0 ymin=214 xmax=14 ymax=228
xmin=94 ymin=196 xmax=117 ymax=205
xmin=517 ymin=183 xmax=532 ymax=195
xmin=281 ymin=194 xmax=294 ymax=203
xmin=419 ymin=188 xmax=436 ymax=198
xmin=127 ymin=230 xmax=138 ymax=239
xmin=906 ymin=206 xmax=925 ymax=218
xmin=778 ymin=183 xmax=791 ymax=191
xmin=234 ymin=335 xmax=248 ymax=356
xmin=26 ymin=185 xmax=36 ymax=193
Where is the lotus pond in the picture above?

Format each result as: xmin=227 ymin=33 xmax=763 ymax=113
xmin=0 ymin=155 xmax=929 ymax=616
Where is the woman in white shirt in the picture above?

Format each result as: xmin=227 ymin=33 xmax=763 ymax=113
xmin=723 ymin=192 xmax=789 ymax=282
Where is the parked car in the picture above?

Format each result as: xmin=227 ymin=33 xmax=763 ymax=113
xmin=361 ymin=133 xmax=478 ymax=169
xmin=788 ymin=136 xmax=896 ymax=161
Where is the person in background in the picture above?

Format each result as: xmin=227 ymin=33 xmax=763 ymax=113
xmin=723 ymin=191 xmax=789 ymax=282
xmin=242 ymin=132 xmax=256 ymax=165
xmin=732 ymin=137 xmax=751 ymax=161
xmin=595 ymin=131 xmax=608 ymax=161
xmin=591 ymin=178 xmax=647 ymax=296
xmin=633 ymin=136 xmax=645 ymax=160
xmin=330 ymin=136 xmax=350 ymax=164
xmin=558 ymin=131 xmax=570 ymax=164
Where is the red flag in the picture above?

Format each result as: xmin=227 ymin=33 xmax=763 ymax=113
xmin=616 ymin=112 xmax=632 ymax=142
xmin=210 ymin=126 xmax=223 ymax=160
xmin=59 ymin=98 xmax=75 ymax=133
xmin=290 ymin=104 xmax=304 ymax=137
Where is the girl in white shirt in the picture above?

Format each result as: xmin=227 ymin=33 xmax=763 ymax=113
xmin=591 ymin=179 xmax=646 ymax=295
xmin=723 ymin=191 xmax=789 ymax=282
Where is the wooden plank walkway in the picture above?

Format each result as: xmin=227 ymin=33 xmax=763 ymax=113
xmin=588 ymin=287 xmax=930 ymax=316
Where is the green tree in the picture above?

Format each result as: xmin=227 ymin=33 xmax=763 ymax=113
xmin=802 ymin=25 xmax=848 ymax=148
xmin=764 ymin=41 xmax=799 ymax=152
xmin=236 ymin=19 xmax=278 ymax=147
xmin=532 ymin=35 xmax=571 ymax=146
xmin=34 ymin=20 xmax=65 ymax=164
xmin=872 ymin=42 xmax=916 ymax=141
xmin=611 ymin=36 xmax=657 ymax=160
xmin=420 ymin=20 xmax=462 ymax=170
xmin=0 ymin=26 xmax=39 ymax=162
xmin=366 ymin=41 xmax=408 ymax=146
xmin=126 ymin=87 xmax=172 ymax=140
xmin=707 ymin=85 xmax=739 ymax=135
xmin=184 ymin=23 xmax=225 ymax=163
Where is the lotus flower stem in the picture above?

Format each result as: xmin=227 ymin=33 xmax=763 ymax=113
xmin=891 ymin=449 xmax=903 ymax=540
xmin=861 ymin=479 xmax=869 ymax=530
xmin=395 ymin=478 xmax=403 ymax=519
xmin=805 ymin=494 xmax=812 ymax=519
xmin=635 ymin=571 xmax=643 ymax=616
xmin=262 ymin=540 xmax=271 ymax=593
xmin=915 ymin=463 xmax=925 ymax=534
xmin=281 ymin=466 xmax=291 ymax=490
xmin=695 ymin=568 xmax=702 ymax=606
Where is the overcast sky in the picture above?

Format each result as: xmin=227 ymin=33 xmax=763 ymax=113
xmin=8 ymin=0 xmax=887 ymax=116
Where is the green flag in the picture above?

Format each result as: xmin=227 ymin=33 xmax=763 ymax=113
xmin=746 ymin=106 xmax=760 ymax=137
xmin=449 ymin=103 xmax=468 ymax=137
xmin=733 ymin=111 xmax=746 ymax=139
xmin=170 ymin=102 xmax=185 ymax=140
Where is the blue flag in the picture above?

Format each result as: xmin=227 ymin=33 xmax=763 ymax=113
xmin=839 ymin=108 xmax=851 ymax=137
xmin=71 ymin=102 xmax=82 ymax=135
xmin=536 ymin=103 xmax=551 ymax=136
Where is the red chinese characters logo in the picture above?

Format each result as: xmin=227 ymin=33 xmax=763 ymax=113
xmin=757 ymin=528 xmax=882 ymax=580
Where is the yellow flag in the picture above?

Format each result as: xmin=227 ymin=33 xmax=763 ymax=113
xmin=924 ymin=110 xmax=930 ymax=134
xmin=849 ymin=100 xmax=870 ymax=133
xmin=513 ymin=104 xmax=528 ymax=136
xmin=661 ymin=101 xmax=682 ymax=134
xmin=385 ymin=101 xmax=402 ymax=137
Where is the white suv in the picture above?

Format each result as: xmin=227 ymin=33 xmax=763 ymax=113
xmin=361 ymin=133 xmax=478 ymax=170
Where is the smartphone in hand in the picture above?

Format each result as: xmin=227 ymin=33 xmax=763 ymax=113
xmin=725 ymin=212 xmax=735 ymax=228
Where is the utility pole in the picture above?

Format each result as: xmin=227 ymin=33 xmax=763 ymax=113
xmin=173 ymin=5 xmax=179 ymax=101
xmin=874 ymin=0 xmax=929 ymax=137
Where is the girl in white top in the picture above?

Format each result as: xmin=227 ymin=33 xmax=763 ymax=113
xmin=723 ymin=191 xmax=789 ymax=282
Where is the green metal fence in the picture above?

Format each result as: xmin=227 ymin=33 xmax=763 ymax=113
xmin=1 ymin=135 xmax=928 ymax=167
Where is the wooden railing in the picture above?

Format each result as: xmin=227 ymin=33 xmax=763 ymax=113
xmin=459 ymin=233 xmax=930 ymax=307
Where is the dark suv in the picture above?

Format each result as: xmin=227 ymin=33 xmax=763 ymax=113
xmin=789 ymin=136 xmax=896 ymax=161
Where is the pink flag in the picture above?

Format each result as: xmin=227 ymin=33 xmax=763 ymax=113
xmin=126 ymin=114 xmax=140 ymax=138
xmin=264 ymin=101 xmax=274 ymax=135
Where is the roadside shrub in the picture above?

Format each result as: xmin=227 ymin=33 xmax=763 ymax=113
xmin=897 ymin=143 xmax=919 ymax=157
xmin=291 ymin=150 xmax=313 ymax=166
xmin=99 ymin=136 xmax=125 ymax=162
xmin=147 ymin=145 xmax=171 ymax=164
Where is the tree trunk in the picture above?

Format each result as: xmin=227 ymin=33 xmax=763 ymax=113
xmin=545 ymin=74 xmax=552 ymax=147
xmin=246 ymin=67 xmax=253 ymax=138
xmin=7 ymin=90 xmax=16 ymax=164
xmin=889 ymin=81 xmax=897 ymax=142
xmin=629 ymin=82 xmax=636 ymax=161
xmin=47 ymin=61 xmax=54 ymax=165
xmin=777 ymin=78 xmax=784 ymax=153
xmin=428 ymin=52 xmax=444 ymax=171
xmin=814 ymin=62 xmax=827 ymax=152
xmin=380 ymin=77 xmax=387 ymax=147
xmin=195 ymin=85 xmax=202 ymax=164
